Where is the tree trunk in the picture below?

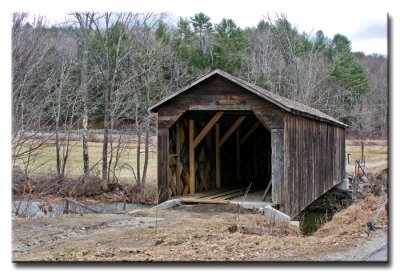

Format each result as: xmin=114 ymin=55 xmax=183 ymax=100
xmin=108 ymin=129 xmax=114 ymax=185
xmin=61 ymin=133 xmax=69 ymax=178
xmin=134 ymin=98 xmax=141 ymax=186
xmin=136 ymin=130 xmax=141 ymax=186
xmin=112 ymin=134 xmax=122 ymax=178
xmin=55 ymin=132 xmax=61 ymax=177
xmin=55 ymin=63 xmax=65 ymax=179
xmin=102 ymin=127 xmax=109 ymax=190
xmin=61 ymin=91 xmax=79 ymax=179
xmin=361 ymin=140 xmax=365 ymax=163
xmin=81 ymin=47 xmax=90 ymax=176
xmin=102 ymin=89 xmax=111 ymax=191
xmin=76 ymin=13 xmax=93 ymax=177
xmin=141 ymin=127 xmax=150 ymax=186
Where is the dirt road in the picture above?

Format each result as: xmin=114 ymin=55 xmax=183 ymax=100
xmin=306 ymin=232 xmax=388 ymax=261
xmin=12 ymin=203 xmax=388 ymax=262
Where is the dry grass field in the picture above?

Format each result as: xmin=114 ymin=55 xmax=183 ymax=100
xmin=15 ymin=138 xmax=387 ymax=183
xmin=345 ymin=139 xmax=388 ymax=173
xmin=14 ymin=140 xmax=158 ymax=185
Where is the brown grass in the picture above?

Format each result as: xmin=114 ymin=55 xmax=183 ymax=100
xmin=345 ymin=144 xmax=387 ymax=163
xmin=315 ymin=195 xmax=387 ymax=238
xmin=14 ymin=140 xmax=158 ymax=185
xmin=13 ymin=186 xmax=388 ymax=262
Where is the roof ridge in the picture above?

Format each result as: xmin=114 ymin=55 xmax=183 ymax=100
xmin=149 ymin=69 xmax=347 ymax=127
xmin=222 ymin=72 xmax=347 ymax=127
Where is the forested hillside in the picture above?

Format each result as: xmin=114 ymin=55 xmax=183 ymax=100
xmin=12 ymin=12 xmax=387 ymax=189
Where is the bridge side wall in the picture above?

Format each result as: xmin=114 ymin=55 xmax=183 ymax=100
xmin=282 ymin=114 xmax=346 ymax=217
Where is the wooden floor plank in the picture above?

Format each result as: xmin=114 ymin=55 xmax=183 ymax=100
xmin=188 ymin=187 xmax=234 ymax=198
xmin=177 ymin=186 xmax=265 ymax=204
xmin=198 ymin=187 xmax=247 ymax=200
xmin=178 ymin=198 xmax=230 ymax=204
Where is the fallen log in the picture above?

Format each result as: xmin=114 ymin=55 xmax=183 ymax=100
xmin=228 ymin=224 xmax=282 ymax=235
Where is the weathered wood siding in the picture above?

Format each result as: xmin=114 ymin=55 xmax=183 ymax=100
xmin=155 ymin=74 xmax=346 ymax=217
xmin=157 ymin=128 xmax=169 ymax=202
xmin=156 ymin=75 xmax=285 ymax=130
xmin=282 ymin=114 xmax=346 ymax=216
xmin=156 ymin=75 xmax=285 ymax=203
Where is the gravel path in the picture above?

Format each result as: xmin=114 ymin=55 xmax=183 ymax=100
xmin=310 ymin=231 xmax=388 ymax=262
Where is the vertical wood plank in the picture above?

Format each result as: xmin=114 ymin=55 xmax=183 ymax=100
xmin=157 ymin=128 xmax=169 ymax=203
xmin=296 ymin=117 xmax=300 ymax=213
xmin=189 ymin=120 xmax=195 ymax=194
xmin=215 ymin=123 xmax=221 ymax=189
xmin=290 ymin=117 xmax=295 ymax=215
xmin=341 ymin=128 xmax=345 ymax=179
xmin=271 ymin=128 xmax=283 ymax=205
xmin=253 ymin=130 xmax=257 ymax=179
xmin=303 ymin=118 xmax=306 ymax=209
xmin=282 ymin=114 xmax=289 ymax=214
xmin=312 ymin=120 xmax=316 ymax=202
xmin=175 ymin=121 xmax=182 ymax=195
xmin=333 ymin=127 xmax=337 ymax=186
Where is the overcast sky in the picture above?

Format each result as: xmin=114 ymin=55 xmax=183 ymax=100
xmin=9 ymin=0 xmax=390 ymax=56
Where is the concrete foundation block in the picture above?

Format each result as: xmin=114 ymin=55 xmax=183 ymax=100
xmin=289 ymin=220 xmax=300 ymax=227
xmin=336 ymin=178 xmax=350 ymax=190
xmin=231 ymin=201 xmax=270 ymax=211
xmin=263 ymin=205 xmax=290 ymax=223
xmin=153 ymin=199 xmax=183 ymax=209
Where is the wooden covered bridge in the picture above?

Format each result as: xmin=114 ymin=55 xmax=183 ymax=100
xmin=149 ymin=69 xmax=347 ymax=217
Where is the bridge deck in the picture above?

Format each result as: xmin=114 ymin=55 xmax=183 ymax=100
xmin=177 ymin=187 xmax=272 ymax=205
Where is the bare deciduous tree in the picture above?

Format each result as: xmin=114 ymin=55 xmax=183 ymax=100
xmin=73 ymin=12 xmax=96 ymax=179
xmin=12 ymin=13 xmax=56 ymax=175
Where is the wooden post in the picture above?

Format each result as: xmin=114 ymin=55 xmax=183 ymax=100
xmin=271 ymin=128 xmax=283 ymax=205
xmin=176 ymin=121 xmax=182 ymax=195
xmin=64 ymin=198 xmax=69 ymax=214
xmin=189 ymin=120 xmax=195 ymax=194
xmin=252 ymin=130 xmax=257 ymax=178
xmin=236 ymin=129 xmax=241 ymax=183
xmin=215 ymin=123 xmax=221 ymax=189
xmin=158 ymin=128 xmax=169 ymax=203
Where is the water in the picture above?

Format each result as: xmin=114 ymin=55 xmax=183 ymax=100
xmin=300 ymin=210 xmax=334 ymax=236
xmin=12 ymin=200 xmax=149 ymax=218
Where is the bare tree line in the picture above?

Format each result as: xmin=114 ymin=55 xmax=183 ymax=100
xmin=12 ymin=12 xmax=195 ymax=192
xmin=241 ymin=14 xmax=387 ymax=142
xmin=11 ymin=12 xmax=387 ymax=194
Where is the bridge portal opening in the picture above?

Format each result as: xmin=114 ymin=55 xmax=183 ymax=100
xmin=167 ymin=110 xmax=272 ymax=201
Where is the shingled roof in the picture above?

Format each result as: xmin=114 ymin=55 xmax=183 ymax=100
xmin=149 ymin=69 xmax=347 ymax=128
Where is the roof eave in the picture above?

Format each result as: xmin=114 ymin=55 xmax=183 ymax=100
xmin=148 ymin=70 xmax=220 ymax=113
xmin=148 ymin=69 xmax=348 ymax=128
xmin=288 ymin=109 xmax=348 ymax=128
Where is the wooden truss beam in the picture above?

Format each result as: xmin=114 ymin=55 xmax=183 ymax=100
xmin=240 ymin=122 xmax=259 ymax=145
xmin=218 ymin=116 xmax=246 ymax=148
xmin=194 ymin=112 xmax=224 ymax=148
